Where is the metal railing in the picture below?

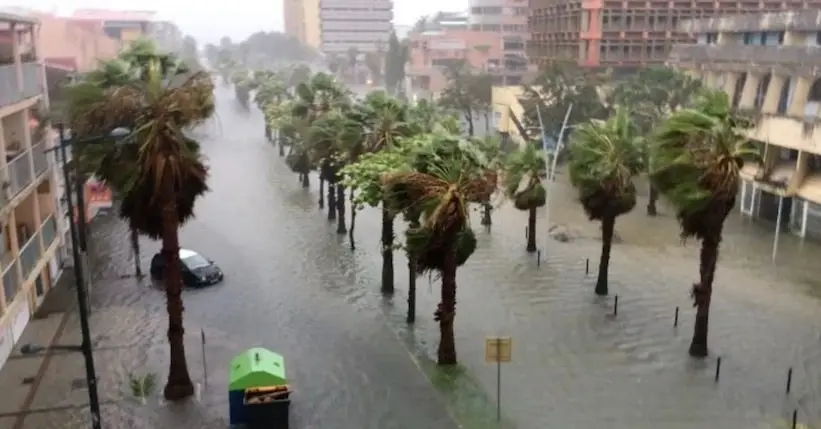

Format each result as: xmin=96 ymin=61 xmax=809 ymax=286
xmin=40 ymin=215 xmax=57 ymax=250
xmin=32 ymin=140 xmax=49 ymax=176
xmin=2 ymin=259 xmax=20 ymax=303
xmin=668 ymin=44 xmax=821 ymax=66
xmin=0 ymin=62 xmax=40 ymax=107
xmin=7 ymin=149 xmax=33 ymax=198
xmin=19 ymin=231 xmax=40 ymax=280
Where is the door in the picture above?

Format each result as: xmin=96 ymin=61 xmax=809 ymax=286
xmin=34 ymin=274 xmax=45 ymax=307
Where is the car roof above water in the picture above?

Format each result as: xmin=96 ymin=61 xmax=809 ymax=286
xmin=179 ymin=249 xmax=198 ymax=259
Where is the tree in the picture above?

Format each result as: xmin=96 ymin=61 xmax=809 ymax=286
xmin=649 ymin=90 xmax=759 ymax=357
xmin=384 ymin=132 xmax=494 ymax=365
xmin=521 ymin=64 xmax=609 ymax=155
xmin=568 ymin=108 xmax=643 ymax=296
xmin=608 ymin=66 xmax=703 ymax=215
xmin=438 ymin=62 xmax=492 ymax=137
xmin=384 ymin=32 xmax=408 ymax=95
xmin=346 ymin=47 xmax=360 ymax=83
xmin=73 ymin=51 xmax=215 ymax=399
xmin=364 ymin=51 xmax=383 ymax=86
xmin=503 ymin=143 xmax=546 ymax=253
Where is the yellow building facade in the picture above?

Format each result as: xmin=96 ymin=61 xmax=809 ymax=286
xmin=0 ymin=14 xmax=64 ymax=368
xmin=670 ymin=10 xmax=821 ymax=240
xmin=284 ymin=0 xmax=321 ymax=50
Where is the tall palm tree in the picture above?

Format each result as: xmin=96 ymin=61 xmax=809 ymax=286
xmin=356 ymin=91 xmax=414 ymax=294
xmin=569 ymin=108 xmax=643 ymax=296
xmin=650 ymin=90 xmax=759 ymax=357
xmin=504 ymin=143 xmax=547 ymax=252
xmin=306 ymin=110 xmax=363 ymax=234
xmin=383 ymin=132 xmax=493 ymax=365
xmin=76 ymin=55 xmax=215 ymax=399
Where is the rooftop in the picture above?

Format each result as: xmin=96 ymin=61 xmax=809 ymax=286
xmin=0 ymin=9 xmax=39 ymax=25
xmin=71 ymin=8 xmax=157 ymax=22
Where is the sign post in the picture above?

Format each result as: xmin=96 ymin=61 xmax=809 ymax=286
xmin=485 ymin=336 xmax=512 ymax=422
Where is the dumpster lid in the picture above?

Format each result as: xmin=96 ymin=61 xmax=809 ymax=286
xmin=229 ymin=347 xmax=286 ymax=390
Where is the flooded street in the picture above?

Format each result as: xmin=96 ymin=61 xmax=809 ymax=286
xmin=75 ymin=83 xmax=821 ymax=429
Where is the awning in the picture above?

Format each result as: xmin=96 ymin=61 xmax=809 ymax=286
xmin=750 ymin=162 xmax=796 ymax=195
xmin=797 ymin=174 xmax=821 ymax=205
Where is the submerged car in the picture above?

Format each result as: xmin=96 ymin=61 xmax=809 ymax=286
xmin=150 ymin=248 xmax=224 ymax=288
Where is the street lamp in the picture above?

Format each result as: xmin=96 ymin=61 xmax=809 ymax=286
xmin=38 ymin=123 xmax=129 ymax=429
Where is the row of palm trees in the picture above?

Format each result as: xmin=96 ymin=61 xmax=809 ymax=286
xmin=65 ymin=39 xmax=215 ymax=400
xmin=246 ymin=66 xmax=758 ymax=362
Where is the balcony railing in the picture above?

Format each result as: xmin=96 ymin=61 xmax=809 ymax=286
xmin=7 ymin=150 xmax=33 ymax=198
xmin=0 ymin=62 xmax=41 ymax=107
xmin=2 ymin=259 xmax=19 ymax=303
xmin=32 ymin=141 xmax=49 ymax=177
xmin=19 ymin=231 xmax=40 ymax=280
xmin=40 ymin=215 xmax=57 ymax=250
xmin=668 ymin=44 xmax=821 ymax=67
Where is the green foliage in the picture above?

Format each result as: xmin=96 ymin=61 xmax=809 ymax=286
xmin=342 ymin=148 xmax=410 ymax=208
xmin=405 ymin=227 xmax=477 ymax=274
xmin=522 ymin=64 xmax=610 ymax=141
xmin=568 ymin=107 xmax=643 ymax=221
xmin=649 ymin=89 xmax=760 ymax=239
xmin=128 ymin=372 xmax=157 ymax=400
xmin=608 ymin=66 xmax=703 ymax=135
xmin=503 ymin=143 xmax=547 ymax=211
xmin=384 ymin=32 xmax=409 ymax=95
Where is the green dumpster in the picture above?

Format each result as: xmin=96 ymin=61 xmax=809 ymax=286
xmin=228 ymin=348 xmax=289 ymax=427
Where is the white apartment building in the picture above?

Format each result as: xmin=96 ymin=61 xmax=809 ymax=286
xmin=0 ymin=11 xmax=65 ymax=369
xmin=320 ymin=0 xmax=394 ymax=53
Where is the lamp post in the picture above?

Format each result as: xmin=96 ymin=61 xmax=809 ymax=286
xmin=46 ymin=124 xmax=129 ymax=429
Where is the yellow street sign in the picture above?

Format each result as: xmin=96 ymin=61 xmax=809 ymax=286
xmin=485 ymin=337 xmax=512 ymax=363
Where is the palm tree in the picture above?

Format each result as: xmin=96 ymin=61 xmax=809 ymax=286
xmin=291 ymin=73 xmax=349 ymax=194
xmin=472 ymin=135 xmax=503 ymax=228
xmin=306 ymin=110 xmax=363 ymax=234
xmin=75 ymin=55 xmax=215 ymax=399
xmin=383 ymin=132 xmax=493 ymax=365
xmin=503 ymin=143 xmax=546 ymax=252
xmin=356 ymin=91 xmax=414 ymax=294
xmin=569 ymin=108 xmax=643 ymax=296
xmin=650 ymin=90 xmax=758 ymax=357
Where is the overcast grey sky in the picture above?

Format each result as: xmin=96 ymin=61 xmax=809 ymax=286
xmin=0 ymin=0 xmax=454 ymax=44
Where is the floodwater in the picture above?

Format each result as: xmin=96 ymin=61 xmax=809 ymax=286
xmin=86 ymin=82 xmax=821 ymax=429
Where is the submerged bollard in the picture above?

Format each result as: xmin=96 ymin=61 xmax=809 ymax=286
xmin=715 ymin=357 xmax=722 ymax=382
xmin=585 ymin=258 xmax=589 ymax=275
xmin=613 ymin=295 xmax=618 ymax=316
xmin=674 ymin=306 xmax=679 ymax=327
xmin=792 ymin=409 xmax=798 ymax=429
xmin=786 ymin=367 xmax=793 ymax=394
xmin=537 ymin=250 xmax=541 ymax=268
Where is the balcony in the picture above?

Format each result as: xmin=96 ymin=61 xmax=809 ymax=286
xmin=2 ymin=259 xmax=19 ymax=303
xmin=7 ymin=149 xmax=32 ymax=197
xmin=40 ymin=214 xmax=57 ymax=250
xmin=668 ymin=44 xmax=821 ymax=74
xmin=18 ymin=230 xmax=39 ymax=280
xmin=0 ymin=62 xmax=40 ymax=108
xmin=31 ymin=140 xmax=49 ymax=176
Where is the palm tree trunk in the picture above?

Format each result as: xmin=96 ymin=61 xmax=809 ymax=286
xmin=129 ymin=227 xmax=143 ymax=278
xmin=336 ymin=184 xmax=347 ymax=234
xmin=381 ymin=205 xmax=394 ymax=294
xmin=327 ymin=183 xmax=336 ymax=221
xmin=160 ymin=182 xmax=194 ymax=400
xmin=301 ymin=168 xmax=310 ymax=188
xmin=689 ymin=232 xmax=722 ymax=357
xmin=278 ymin=137 xmax=285 ymax=156
xmin=436 ymin=245 xmax=458 ymax=365
xmin=407 ymin=217 xmax=420 ymax=324
xmin=264 ymin=124 xmax=271 ymax=142
xmin=596 ymin=215 xmax=616 ymax=296
xmin=465 ymin=111 xmax=475 ymax=137
xmin=348 ymin=191 xmax=356 ymax=251
xmin=526 ymin=207 xmax=537 ymax=253
xmin=647 ymin=184 xmax=658 ymax=216
xmin=318 ymin=177 xmax=325 ymax=209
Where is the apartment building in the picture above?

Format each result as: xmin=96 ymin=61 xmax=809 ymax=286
xmin=319 ymin=0 xmax=393 ymax=53
xmin=668 ymin=10 xmax=821 ymax=240
xmin=71 ymin=9 xmax=156 ymax=43
xmin=284 ymin=0 xmax=321 ymax=50
xmin=0 ymin=12 xmax=64 ymax=369
xmin=527 ymin=0 xmax=817 ymax=70
xmin=407 ymin=11 xmax=533 ymax=95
